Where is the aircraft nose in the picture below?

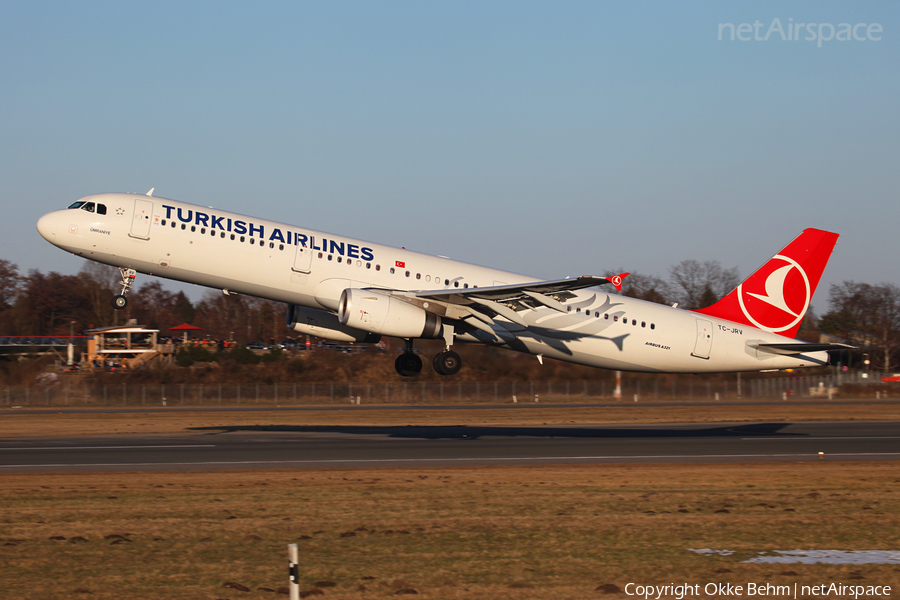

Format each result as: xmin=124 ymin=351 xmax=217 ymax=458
xmin=37 ymin=212 xmax=57 ymax=241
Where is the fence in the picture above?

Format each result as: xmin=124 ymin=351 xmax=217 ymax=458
xmin=2 ymin=371 xmax=896 ymax=408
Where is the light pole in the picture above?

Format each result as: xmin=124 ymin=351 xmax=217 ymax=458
xmin=68 ymin=321 xmax=75 ymax=366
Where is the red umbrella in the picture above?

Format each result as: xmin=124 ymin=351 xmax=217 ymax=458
xmin=171 ymin=323 xmax=203 ymax=343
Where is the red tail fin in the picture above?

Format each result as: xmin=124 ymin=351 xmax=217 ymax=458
xmin=694 ymin=228 xmax=839 ymax=338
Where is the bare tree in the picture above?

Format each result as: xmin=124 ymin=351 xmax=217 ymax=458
xmin=0 ymin=259 xmax=21 ymax=309
xmin=606 ymin=270 xmax=671 ymax=305
xmin=668 ymin=260 xmax=740 ymax=310
xmin=820 ymin=281 xmax=900 ymax=371
xmin=79 ymin=262 xmax=118 ymax=328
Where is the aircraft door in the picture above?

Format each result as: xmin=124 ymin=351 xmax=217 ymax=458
xmin=691 ymin=319 xmax=713 ymax=359
xmin=292 ymin=237 xmax=313 ymax=274
xmin=130 ymin=199 xmax=153 ymax=239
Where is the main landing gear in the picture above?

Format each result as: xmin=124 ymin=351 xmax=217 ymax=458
xmin=394 ymin=329 xmax=463 ymax=377
xmin=433 ymin=349 xmax=461 ymax=376
xmin=112 ymin=267 xmax=137 ymax=310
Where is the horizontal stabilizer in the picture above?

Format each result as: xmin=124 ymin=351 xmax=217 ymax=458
xmin=749 ymin=342 xmax=855 ymax=356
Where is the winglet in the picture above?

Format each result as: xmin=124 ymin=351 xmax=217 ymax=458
xmin=605 ymin=272 xmax=629 ymax=291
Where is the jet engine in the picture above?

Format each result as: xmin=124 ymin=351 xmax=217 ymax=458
xmin=339 ymin=289 xmax=442 ymax=339
xmin=286 ymin=304 xmax=381 ymax=343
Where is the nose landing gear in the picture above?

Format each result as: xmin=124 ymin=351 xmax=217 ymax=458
xmin=112 ymin=267 xmax=137 ymax=310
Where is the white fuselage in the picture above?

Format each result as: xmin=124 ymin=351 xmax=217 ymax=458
xmin=37 ymin=193 xmax=829 ymax=373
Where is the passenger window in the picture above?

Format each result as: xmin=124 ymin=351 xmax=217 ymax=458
xmin=464 ymin=283 xmax=468 ymax=288
xmin=376 ymin=265 xmax=381 ymax=271
xmin=317 ymin=252 xmax=323 ymax=258
xmin=97 ymin=204 xmax=107 ymax=215
xmin=327 ymin=254 xmax=332 ymax=261
xmin=201 ymin=228 xmax=206 ymax=234
xmin=454 ymin=281 xmax=459 ymax=287
xmin=240 ymin=236 xmax=245 ymax=242
xmin=604 ymin=314 xmax=609 ymax=319
xmin=651 ymin=323 xmax=656 ymax=330
xmin=366 ymin=263 xmax=371 ymax=269
xmin=171 ymin=222 xmax=176 ymax=228
xmin=191 ymin=226 xmax=196 ymax=232
xmin=576 ymin=308 xmax=581 ymax=314
xmin=181 ymin=224 xmax=186 ymax=230
xmin=390 ymin=267 xmax=395 ymax=274
xmin=270 ymin=242 xmax=274 ymax=248
xmin=405 ymin=271 xmax=410 ymax=277
xmin=444 ymin=279 xmax=449 ymax=286
xmin=337 ymin=257 xmax=342 ymax=263
xmin=221 ymin=232 xmax=225 ymax=238
xmin=161 ymin=220 xmax=166 ymax=226
xmin=613 ymin=315 xmax=618 ymax=321
xmin=425 ymin=275 xmax=431 ymax=282
xmin=641 ymin=322 xmax=646 ymax=328
xmin=230 ymin=234 xmax=235 ymax=240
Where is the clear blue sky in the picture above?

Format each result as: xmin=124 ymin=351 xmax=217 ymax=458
xmin=3 ymin=1 xmax=898 ymax=311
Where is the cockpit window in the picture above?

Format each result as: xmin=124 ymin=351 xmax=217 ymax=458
xmin=80 ymin=202 xmax=96 ymax=213
xmin=68 ymin=201 xmax=85 ymax=209
xmin=97 ymin=204 xmax=107 ymax=215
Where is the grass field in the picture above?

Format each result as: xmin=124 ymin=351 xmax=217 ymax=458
xmin=1 ymin=464 xmax=899 ymax=599
xmin=2 ymin=401 xmax=899 ymax=599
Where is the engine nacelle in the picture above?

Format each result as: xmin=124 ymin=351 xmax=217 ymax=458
xmin=338 ymin=289 xmax=442 ymax=339
xmin=286 ymin=304 xmax=381 ymax=344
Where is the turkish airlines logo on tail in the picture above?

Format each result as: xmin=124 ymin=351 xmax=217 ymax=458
xmin=737 ymin=255 xmax=810 ymax=333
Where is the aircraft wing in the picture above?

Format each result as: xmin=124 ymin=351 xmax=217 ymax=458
xmin=418 ymin=275 xmax=624 ymax=305
xmin=408 ymin=274 xmax=628 ymax=329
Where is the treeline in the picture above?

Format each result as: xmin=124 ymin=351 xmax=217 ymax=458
xmin=0 ymin=260 xmax=284 ymax=344
xmin=2 ymin=257 xmax=898 ymax=370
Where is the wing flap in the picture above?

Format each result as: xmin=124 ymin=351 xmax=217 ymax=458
xmin=416 ymin=275 xmax=624 ymax=305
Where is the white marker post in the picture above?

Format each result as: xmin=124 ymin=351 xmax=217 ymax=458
xmin=288 ymin=543 xmax=299 ymax=600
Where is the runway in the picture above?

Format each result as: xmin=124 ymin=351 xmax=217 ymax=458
xmin=1 ymin=421 xmax=899 ymax=472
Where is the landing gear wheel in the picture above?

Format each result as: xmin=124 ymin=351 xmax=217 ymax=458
xmin=113 ymin=267 xmax=137 ymax=310
xmin=433 ymin=350 xmax=462 ymax=376
xmin=395 ymin=352 xmax=423 ymax=377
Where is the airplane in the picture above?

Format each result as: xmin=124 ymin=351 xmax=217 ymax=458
xmin=36 ymin=190 xmax=851 ymax=377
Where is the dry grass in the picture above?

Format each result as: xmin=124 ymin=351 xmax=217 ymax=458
xmin=1 ymin=399 xmax=899 ymax=438
xmin=2 ymin=463 xmax=899 ymax=599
